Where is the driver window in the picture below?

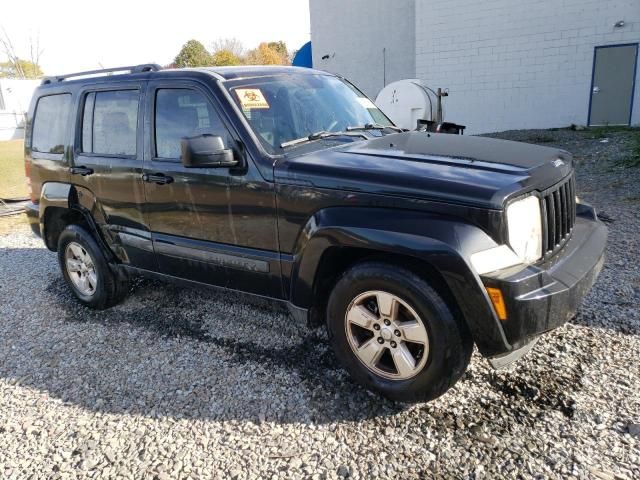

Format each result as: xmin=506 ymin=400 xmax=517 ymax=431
xmin=154 ymin=88 xmax=226 ymax=160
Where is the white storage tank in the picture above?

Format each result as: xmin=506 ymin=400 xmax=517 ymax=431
xmin=375 ymin=79 xmax=434 ymax=131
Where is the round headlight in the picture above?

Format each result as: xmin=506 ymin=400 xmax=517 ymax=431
xmin=506 ymin=195 xmax=542 ymax=263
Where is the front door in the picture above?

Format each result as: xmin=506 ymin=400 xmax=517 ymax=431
xmin=589 ymin=43 xmax=638 ymax=126
xmin=142 ymin=81 xmax=281 ymax=297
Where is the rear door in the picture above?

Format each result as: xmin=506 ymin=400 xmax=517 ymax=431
xmin=71 ymin=82 xmax=155 ymax=269
xmin=142 ymin=80 xmax=281 ymax=297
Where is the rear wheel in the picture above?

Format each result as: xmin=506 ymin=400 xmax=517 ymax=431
xmin=327 ymin=262 xmax=472 ymax=402
xmin=57 ymin=224 xmax=128 ymax=309
xmin=64 ymin=241 xmax=98 ymax=297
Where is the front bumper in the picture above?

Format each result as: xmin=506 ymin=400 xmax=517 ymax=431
xmin=482 ymin=204 xmax=607 ymax=360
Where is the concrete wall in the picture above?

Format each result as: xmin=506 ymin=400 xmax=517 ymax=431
xmin=415 ymin=0 xmax=640 ymax=134
xmin=309 ymin=0 xmax=416 ymax=98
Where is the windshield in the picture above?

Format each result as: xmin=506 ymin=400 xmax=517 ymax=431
xmin=225 ymin=74 xmax=393 ymax=154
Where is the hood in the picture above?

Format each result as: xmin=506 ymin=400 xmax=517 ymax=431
xmin=274 ymin=132 xmax=573 ymax=209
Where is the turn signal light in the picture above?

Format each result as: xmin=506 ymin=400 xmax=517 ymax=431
xmin=486 ymin=287 xmax=508 ymax=321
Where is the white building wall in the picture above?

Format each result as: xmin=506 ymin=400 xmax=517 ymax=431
xmin=309 ymin=0 xmax=416 ymax=98
xmin=0 ymin=79 xmax=39 ymax=140
xmin=415 ymin=0 xmax=640 ymax=134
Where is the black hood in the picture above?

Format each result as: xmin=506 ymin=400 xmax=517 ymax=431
xmin=274 ymin=132 xmax=573 ymax=209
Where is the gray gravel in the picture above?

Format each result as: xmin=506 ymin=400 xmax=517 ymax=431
xmin=1 ymin=128 xmax=639 ymax=479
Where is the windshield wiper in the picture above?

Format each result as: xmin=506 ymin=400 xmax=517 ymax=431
xmin=280 ymin=131 xmax=368 ymax=149
xmin=346 ymin=123 xmax=404 ymax=133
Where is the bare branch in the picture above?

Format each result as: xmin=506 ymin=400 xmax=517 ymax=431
xmin=0 ymin=27 xmax=44 ymax=78
xmin=0 ymin=26 xmax=26 ymax=78
xmin=210 ymin=37 xmax=245 ymax=58
xmin=29 ymin=31 xmax=44 ymax=70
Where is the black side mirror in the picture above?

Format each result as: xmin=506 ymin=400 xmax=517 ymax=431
xmin=181 ymin=134 xmax=238 ymax=168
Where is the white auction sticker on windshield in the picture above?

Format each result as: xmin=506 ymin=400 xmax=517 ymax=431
xmin=357 ymin=97 xmax=377 ymax=109
xmin=236 ymin=89 xmax=270 ymax=109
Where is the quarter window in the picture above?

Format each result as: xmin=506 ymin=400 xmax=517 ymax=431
xmin=82 ymin=90 xmax=138 ymax=156
xmin=32 ymin=94 xmax=71 ymax=154
xmin=154 ymin=88 xmax=226 ymax=159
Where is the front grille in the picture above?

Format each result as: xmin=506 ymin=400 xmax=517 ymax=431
xmin=541 ymin=174 xmax=576 ymax=257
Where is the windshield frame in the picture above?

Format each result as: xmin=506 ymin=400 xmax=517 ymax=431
xmin=221 ymin=72 xmax=396 ymax=157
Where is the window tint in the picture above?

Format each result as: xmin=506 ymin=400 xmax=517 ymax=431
xmin=82 ymin=90 xmax=138 ymax=156
xmin=32 ymin=94 xmax=71 ymax=154
xmin=155 ymin=89 xmax=226 ymax=159
xmin=82 ymin=92 xmax=95 ymax=153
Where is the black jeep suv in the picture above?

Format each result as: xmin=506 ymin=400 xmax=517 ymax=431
xmin=24 ymin=64 xmax=606 ymax=402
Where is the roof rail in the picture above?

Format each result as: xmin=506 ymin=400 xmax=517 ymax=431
xmin=41 ymin=63 xmax=162 ymax=85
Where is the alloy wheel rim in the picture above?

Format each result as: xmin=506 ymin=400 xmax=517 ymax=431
xmin=345 ymin=290 xmax=430 ymax=380
xmin=65 ymin=242 xmax=97 ymax=296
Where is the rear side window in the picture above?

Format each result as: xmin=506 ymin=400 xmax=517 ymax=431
xmin=81 ymin=90 xmax=138 ymax=156
xmin=154 ymin=88 xmax=226 ymax=159
xmin=32 ymin=94 xmax=71 ymax=154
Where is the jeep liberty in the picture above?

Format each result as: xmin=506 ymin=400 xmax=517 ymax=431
xmin=24 ymin=64 xmax=607 ymax=402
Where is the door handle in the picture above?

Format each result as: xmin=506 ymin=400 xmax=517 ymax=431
xmin=592 ymin=86 xmax=601 ymax=94
xmin=142 ymin=173 xmax=174 ymax=185
xmin=69 ymin=166 xmax=94 ymax=176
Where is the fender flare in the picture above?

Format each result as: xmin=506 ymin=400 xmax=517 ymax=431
xmin=39 ymin=182 xmax=121 ymax=261
xmin=287 ymin=207 xmax=510 ymax=356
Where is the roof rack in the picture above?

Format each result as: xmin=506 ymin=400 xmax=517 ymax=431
xmin=41 ymin=63 xmax=162 ymax=85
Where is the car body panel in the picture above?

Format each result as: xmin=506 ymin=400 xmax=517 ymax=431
xmin=278 ymin=205 xmax=509 ymax=356
xmin=141 ymin=77 xmax=282 ymax=297
xmin=275 ymin=132 xmax=573 ymax=210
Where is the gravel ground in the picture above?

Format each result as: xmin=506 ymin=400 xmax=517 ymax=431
xmin=0 ymin=128 xmax=639 ymax=479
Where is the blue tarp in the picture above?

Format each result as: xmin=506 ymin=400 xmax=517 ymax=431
xmin=292 ymin=42 xmax=313 ymax=68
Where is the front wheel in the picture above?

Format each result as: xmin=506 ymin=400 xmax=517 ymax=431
xmin=327 ymin=262 xmax=472 ymax=402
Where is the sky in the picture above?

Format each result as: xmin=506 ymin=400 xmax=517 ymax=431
xmin=1 ymin=0 xmax=311 ymax=75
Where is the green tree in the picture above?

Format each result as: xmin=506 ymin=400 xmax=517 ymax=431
xmin=174 ymin=40 xmax=213 ymax=68
xmin=211 ymin=49 xmax=241 ymax=66
xmin=0 ymin=59 xmax=43 ymax=79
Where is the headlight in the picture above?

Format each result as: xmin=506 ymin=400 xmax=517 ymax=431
xmin=506 ymin=195 xmax=543 ymax=263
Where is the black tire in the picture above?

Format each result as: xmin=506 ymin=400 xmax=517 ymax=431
xmin=57 ymin=224 xmax=129 ymax=309
xmin=327 ymin=261 xmax=472 ymax=402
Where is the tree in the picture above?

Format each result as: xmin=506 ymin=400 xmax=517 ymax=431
xmin=174 ymin=40 xmax=213 ymax=68
xmin=210 ymin=38 xmax=244 ymax=58
xmin=267 ymin=41 xmax=289 ymax=62
xmin=0 ymin=27 xmax=44 ymax=79
xmin=0 ymin=59 xmax=43 ymax=79
xmin=211 ymin=49 xmax=241 ymax=66
xmin=245 ymin=42 xmax=289 ymax=65
xmin=29 ymin=32 xmax=43 ymax=75
xmin=172 ymin=38 xmax=290 ymax=68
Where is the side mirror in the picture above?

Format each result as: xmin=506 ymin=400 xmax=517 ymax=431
xmin=181 ymin=134 xmax=238 ymax=168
